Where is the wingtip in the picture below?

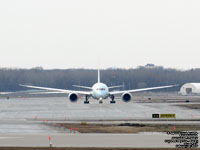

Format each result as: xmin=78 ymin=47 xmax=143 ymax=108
xmin=19 ymin=84 xmax=29 ymax=87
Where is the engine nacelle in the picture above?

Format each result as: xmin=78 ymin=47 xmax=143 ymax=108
xmin=68 ymin=93 xmax=78 ymax=102
xmin=122 ymin=92 xmax=132 ymax=102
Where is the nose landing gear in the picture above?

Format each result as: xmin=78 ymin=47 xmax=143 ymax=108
xmin=110 ymin=95 xmax=116 ymax=104
xmin=99 ymin=98 xmax=103 ymax=104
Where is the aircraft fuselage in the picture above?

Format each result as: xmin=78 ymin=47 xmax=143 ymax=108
xmin=92 ymin=82 xmax=109 ymax=99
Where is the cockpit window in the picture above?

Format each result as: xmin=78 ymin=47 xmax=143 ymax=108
xmin=96 ymin=88 xmax=105 ymax=91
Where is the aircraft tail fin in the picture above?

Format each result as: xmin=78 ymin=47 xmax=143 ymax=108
xmin=98 ymin=69 xmax=100 ymax=83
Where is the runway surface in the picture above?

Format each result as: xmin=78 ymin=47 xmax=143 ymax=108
xmin=0 ymin=96 xmax=199 ymax=147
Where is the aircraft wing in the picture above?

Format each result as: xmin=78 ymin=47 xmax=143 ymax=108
xmin=19 ymin=84 xmax=91 ymax=95
xmin=110 ymin=84 xmax=179 ymax=95
xmin=29 ymin=91 xmax=69 ymax=94
xmin=0 ymin=92 xmax=14 ymax=95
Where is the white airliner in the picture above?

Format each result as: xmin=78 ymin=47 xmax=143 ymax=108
xmin=19 ymin=69 xmax=178 ymax=104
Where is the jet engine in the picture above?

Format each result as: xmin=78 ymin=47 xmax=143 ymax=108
xmin=68 ymin=93 xmax=78 ymax=102
xmin=122 ymin=92 xmax=132 ymax=102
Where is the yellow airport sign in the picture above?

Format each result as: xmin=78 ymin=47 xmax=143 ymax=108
xmin=160 ymin=114 xmax=176 ymax=118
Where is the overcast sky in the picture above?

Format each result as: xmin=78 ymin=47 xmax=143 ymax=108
xmin=0 ymin=0 xmax=200 ymax=70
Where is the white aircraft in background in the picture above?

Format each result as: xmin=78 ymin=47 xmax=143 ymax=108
xmin=19 ymin=69 xmax=178 ymax=104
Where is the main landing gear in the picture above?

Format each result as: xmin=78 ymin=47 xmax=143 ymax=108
xmin=110 ymin=95 xmax=116 ymax=104
xmin=84 ymin=95 xmax=89 ymax=104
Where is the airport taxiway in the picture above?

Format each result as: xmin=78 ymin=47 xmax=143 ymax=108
xmin=0 ymin=97 xmax=200 ymax=121
xmin=0 ymin=96 xmax=199 ymax=147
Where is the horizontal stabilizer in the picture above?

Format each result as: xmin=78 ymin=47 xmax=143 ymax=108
xmin=72 ymin=85 xmax=92 ymax=90
xmin=108 ymin=85 xmax=124 ymax=89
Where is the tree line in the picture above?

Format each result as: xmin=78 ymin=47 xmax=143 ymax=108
xmin=0 ymin=67 xmax=200 ymax=92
